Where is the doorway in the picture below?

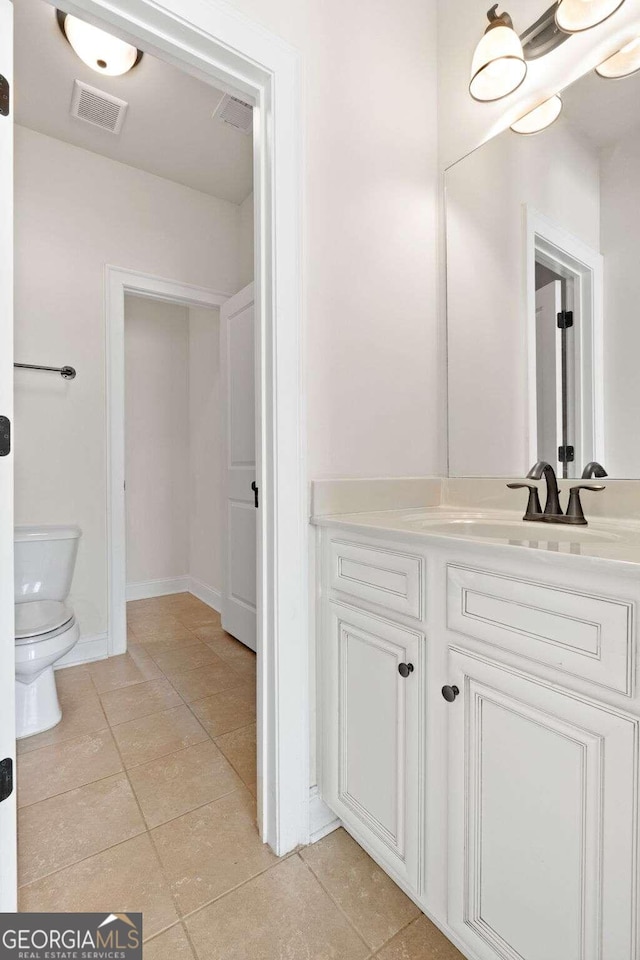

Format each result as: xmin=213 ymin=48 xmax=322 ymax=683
xmin=0 ymin=0 xmax=306 ymax=913
xmin=525 ymin=207 xmax=605 ymax=478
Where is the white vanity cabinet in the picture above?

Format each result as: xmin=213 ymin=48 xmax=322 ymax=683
xmin=319 ymin=535 xmax=426 ymax=892
xmin=447 ymin=648 xmax=638 ymax=960
xmin=316 ymin=521 xmax=640 ymax=960
xmin=321 ymin=602 xmax=424 ymax=890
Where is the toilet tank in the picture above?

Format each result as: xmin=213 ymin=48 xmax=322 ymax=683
xmin=14 ymin=525 xmax=82 ymax=603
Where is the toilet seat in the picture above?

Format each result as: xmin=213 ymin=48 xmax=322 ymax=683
xmin=15 ymin=600 xmax=74 ymax=643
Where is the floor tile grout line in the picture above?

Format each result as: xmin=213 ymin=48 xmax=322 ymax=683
xmin=113 ymin=602 xmax=265 ymax=934
xmin=292 ymin=853 xmax=373 ymax=954
xmin=301 ymin=850 xmax=423 ymax=957
xmin=18 ymin=819 xmax=149 ymax=893
xmin=98 ymin=705 xmax=187 ymax=933
xmin=18 ymin=709 xmax=153 ymax=889
xmin=16 ymin=754 xmax=125 ymax=811
xmin=178 ymin=917 xmax=201 ymax=960
xmin=211 ymin=722 xmax=257 ymax=794
xmin=19 ymin=779 xmax=245 ymax=890
xmin=16 ymin=722 xmax=112 ymax=759
xmin=370 ymin=915 xmax=422 ymax=956
xmin=126 ymin=604 xmax=266 ymax=927
xmin=114 ymin=728 xmax=215 ymax=773
xmin=18 ymin=601 xmax=256 ymax=896
xmin=177 ymin=850 xmax=299 ymax=927
xmin=16 ymin=766 xmax=130 ymax=815
xmin=144 ymin=784 xmax=244 ymax=834
xmin=17 ymin=820 xmax=149 ymax=890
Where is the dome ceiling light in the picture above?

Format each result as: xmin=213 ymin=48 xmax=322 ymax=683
xmin=56 ymin=11 xmax=143 ymax=77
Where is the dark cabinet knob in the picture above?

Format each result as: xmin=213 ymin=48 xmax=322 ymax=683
xmin=398 ymin=662 xmax=414 ymax=678
xmin=441 ymin=684 xmax=460 ymax=702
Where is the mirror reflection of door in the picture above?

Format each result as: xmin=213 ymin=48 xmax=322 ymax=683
xmin=535 ymin=264 xmax=579 ymax=479
xmin=535 ymin=278 xmax=563 ymax=473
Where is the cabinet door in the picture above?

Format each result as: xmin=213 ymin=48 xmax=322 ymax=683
xmin=322 ymin=602 xmax=424 ymax=890
xmin=447 ymin=648 xmax=639 ymax=960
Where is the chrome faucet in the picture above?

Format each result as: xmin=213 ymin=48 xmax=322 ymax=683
xmin=508 ymin=460 xmax=605 ymax=526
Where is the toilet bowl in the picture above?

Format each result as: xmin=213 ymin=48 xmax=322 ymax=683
xmin=14 ymin=525 xmax=82 ymax=739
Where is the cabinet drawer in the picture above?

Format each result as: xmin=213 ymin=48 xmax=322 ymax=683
xmin=328 ymin=538 xmax=423 ymax=619
xmin=447 ymin=564 xmax=634 ymax=696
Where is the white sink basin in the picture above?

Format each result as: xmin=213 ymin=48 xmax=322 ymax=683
xmin=415 ymin=517 xmax=621 ymax=544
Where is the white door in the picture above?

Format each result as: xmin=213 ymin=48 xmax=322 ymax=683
xmin=447 ymin=649 xmax=638 ymax=960
xmin=220 ymin=283 xmax=257 ymax=651
xmin=321 ymin=602 xmax=423 ymax=890
xmin=0 ymin=0 xmax=17 ymax=911
xmin=535 ymin=279 xmax=562 ymax=470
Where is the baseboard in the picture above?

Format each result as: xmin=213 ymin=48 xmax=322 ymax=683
xmin=56 ymin=632 xmax=109 ymax=669
xmin=188 ymin=577 xmax=221 ymax=613
xmin=309 ymin=786 xmax=341 ymax=843
xmin=126 ymin=576 xmax=189 ymax=602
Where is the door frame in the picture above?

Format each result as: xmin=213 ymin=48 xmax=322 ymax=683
xmin=524 ymin=207 xmax=605 ymax=472
xmin=63 ymin=0 xmax=310 ymax=857
xmin=0 ymin=0 xmax=15 ymax=912
xmin=106 ymin=267 xmax=230 ymax=658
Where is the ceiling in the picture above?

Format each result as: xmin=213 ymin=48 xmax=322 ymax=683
xmin=563 ymin=68 xmax=640 ymax=150
xmin=14 ymin=0 xmax=253 ymax=204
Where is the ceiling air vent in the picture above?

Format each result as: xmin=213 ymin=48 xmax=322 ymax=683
xmin=70 ymin=80 xmax=128 ymax=134
xmin=213 ymin=94 xmax=253 ymax=134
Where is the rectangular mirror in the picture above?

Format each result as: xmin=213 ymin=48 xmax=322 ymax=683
xmin=445 ymin=68 xmax=640 ymax=478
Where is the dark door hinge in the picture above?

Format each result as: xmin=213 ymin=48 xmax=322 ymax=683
xmin=0 ymin=416 xmax=10 ymax=456
xmin=0 ymin=758 xmax=13 ymax=803
xmin=0 ymin=75 xmax=9 ymax=117
xmin=251 ymin=481 xmax=259 ymax=509
xmin=558 ymin=445 xmax=575 ymax=463
xmin=557 ymin=310 xmax=574 ymax=329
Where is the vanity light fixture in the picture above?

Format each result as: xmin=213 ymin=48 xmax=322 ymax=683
xmin=510 ymin=94 xmax=563 ymax=134
xmin=555 ymin=0 xmax=626 ymax=33
xmin=469 ymin=5 xmax=527 ymax=102
xmin=469 ymin=1 xmax=628 ymax=103
xmin=56 ymin=11 xmax=143 ymax=76
xmin=596 ymin=36 xmax=640 ymax=77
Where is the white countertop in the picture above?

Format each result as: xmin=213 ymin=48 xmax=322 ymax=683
xmin=311 ymin=505 xmax=640 ymax=567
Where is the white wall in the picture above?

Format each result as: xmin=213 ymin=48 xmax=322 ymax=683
xmin=189 ymin=306 xmax=223 ymax=598
xmin=124 ymin=296 xmax=190 ymax=587
xmin=225 ymin=0 xmax=441 ymax=478
xmin=14 ymin=125 xmax=243 ymax=641
xmin=124 ymin=298 xmax=222 ymax=598
xmin=446 ymin=119 xmax=601 ymax=476
xmin=600 ymin=127 xmax=640 ymax=477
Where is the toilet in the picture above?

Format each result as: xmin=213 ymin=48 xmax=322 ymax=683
xmin=14 ymin=524 xmax=82 ymax=739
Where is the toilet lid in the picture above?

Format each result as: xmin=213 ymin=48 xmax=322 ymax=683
xmin=15 ymin=601 xmax=73 ymax=640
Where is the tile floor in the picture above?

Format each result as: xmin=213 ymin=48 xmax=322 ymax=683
xmin=17 ymin=593 xmax=463 ymax=959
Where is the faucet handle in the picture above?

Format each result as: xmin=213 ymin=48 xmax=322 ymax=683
xmin=507 ymin=482 xmax=542 ymax=520
xmin=566 ymin=484 xmax=606 ymax=525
